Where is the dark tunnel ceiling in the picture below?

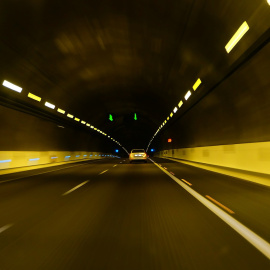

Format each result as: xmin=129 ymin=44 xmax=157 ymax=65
xmin=0 ymin=0 xmax=269 ymax=150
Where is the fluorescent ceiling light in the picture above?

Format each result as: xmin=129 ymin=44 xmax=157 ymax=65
xmin=74 ymin=118 xmax=80 ymax=122
xmin=67 ymin=114 xmax=74 ymax=118
xmin=173 ymin=107 xmax=178 ymax=113
xmin=81 ymin=121 xmax=86 ymax=124
xmin=178 ymin=100 xmax=183 ymax=108
xmin=90 ymin=126 xmax=94 ymax=129
xmin=45 ymin=102 xmax=55 ymax=109
xmin=225 ymin=21 xmax=249 ymax=53
xmin=184 ymin=90 xmax=191 ymax=100
xmin=57 ymin=108 xmax=65 ymax=114
xmin=170 ymin=112 xmax=173 ymax=117
xmin=28 ymin=92 xmax=41 ymax=102
xmin=94 ymin=128 xmax=97 ymax=130
xmin=193 ymin=78 xmax=202 ymax=91
xmin=86 ymin=123 xmax=90 ymax=126
xmin=2 ymin=80 xmax=22 ymax=93
xmin=165 ymin=120 xmax=167 ymax=124
xmin=167 ymin=117 xmax=169 ymax=120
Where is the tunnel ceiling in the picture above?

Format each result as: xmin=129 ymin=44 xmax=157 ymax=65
xmin=0 ymin=0 xmax=269 ymax=151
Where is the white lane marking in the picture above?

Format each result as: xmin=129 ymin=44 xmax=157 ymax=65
xmin=0 ymin=159 xmax=104 ymax=184
xmin=62 ymin=181 xmax=89 ymax=196
xmin=113 ymin=165 xmax=117 ymax=167
xmin=99 ymin=170 xmax=108 ymax=175
xmin=150 ymin=158 xmax=270 ymax=260
xmin=0 ymin=224 xmax=13 ymax=234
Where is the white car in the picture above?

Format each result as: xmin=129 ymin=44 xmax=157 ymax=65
xmin=129 ymin=149 xmax=147 ymax=163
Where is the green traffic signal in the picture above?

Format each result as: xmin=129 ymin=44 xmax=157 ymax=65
xmin=134 ymin=113 xmax=137 ymax=120
xmin=109 ymin=114 xmax=113 ymax=121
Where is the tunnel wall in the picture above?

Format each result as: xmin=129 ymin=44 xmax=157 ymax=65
xmin=155 ymin=141 xmax=270 ymax=175
xmin=0 ymin=104 xmax=113 ymax=172
xmin=0 ymin=150 xmax=109 ymax=172
xmin=155 ymin=37 xmax=270 ymax=175
xmin=0 ymin=104 xmax=111 ymax=152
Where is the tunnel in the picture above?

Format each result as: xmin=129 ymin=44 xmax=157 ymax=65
xmin=0 ymin=0 xmax=270 ymax=269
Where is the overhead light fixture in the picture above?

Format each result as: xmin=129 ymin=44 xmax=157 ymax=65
xmin=193 ymin=78 xmax=202 ymax=91
xmin=28 ymin=92 xmax=41 ymax=102
xmin=184 ymin=90 xmax=191 ymax=100
xmin=81 ymin=121 xmax=86 ymax=124
xmin=2 ymin=80 xmax=23 ymax=93
xmin=167 ymin=117 xmax=169 ymax=120
xmin=74 ymin=117 xmax=80 ymax=122
xmin=86 ymin=123 xmax=90 ymax=126
xmin=178 ymin=100 xmax=183 ymax=108
xmin=225 ymin=21 xmax=249 ymax=53
xmin=45 ymin=102 xmax=55 ymax=109
xmin=170 ymin=112 xmax=173 ymax=117
xmin=67 ymin=114 xmax=74 ymax=118
xmin=173 ymin=107 xmax=178 ymax=113
xmin=165 ymin=120 xmax=167 ymax=123
xmin=57 ymin=108 xmax=65 ymax=114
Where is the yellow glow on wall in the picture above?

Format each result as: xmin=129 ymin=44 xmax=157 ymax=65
xmin=184 ymin=91 xmax=191 ymax=100
xmin=67 ymin=114 xmax=74 ymax=118
xmin=225 ymin=21 xmax=249 ymax=53
xmin=193 ymin=78 xmax=202 ymax=91
xmin=28 ymin=92 xmax=41 ymax=102
xmin=2 ymin=80 xmax=22 ymax=93
xmin=57 ymin=108 xmax=65 ymax=114
xmin=45 ymin=102 xmax=55 ymax=109
xmin=74 ymin=118 xmax=80 ymax=121
xmin=178 ymin=100 xmax=183 ymax=108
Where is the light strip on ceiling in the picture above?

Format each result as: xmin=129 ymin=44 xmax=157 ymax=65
xmin=225 ymin=21 xmax=249 ymax=53
xmin=74 ymin=118 xmax=80 ymax=121
xmin=57 ymin=108 xmax=65 ymax=114
xmin=193 ymin=78 xmax=202 ymax=91
xmin=28 ymin=92 xmax=41 ymax=102
xmin=67 ymin=114 xmax=74 ymax=118
xmin=81 ymin=121 xmax=86 ymax=124
xmin=173 ymin=107 xmax=178 ymax=113
xmin=45 ymin=102 xmax=55 ymax=109
xmin=178 ymin=100 xmax=183 ymax=108
xmin=2 ymin=80 xmax=23 ymax=93
xmin=184 ymin=90 xmax=191 ymax=100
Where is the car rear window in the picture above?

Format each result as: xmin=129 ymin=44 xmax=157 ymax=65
xmin=131 ymin=149 xmax=145 ymax=153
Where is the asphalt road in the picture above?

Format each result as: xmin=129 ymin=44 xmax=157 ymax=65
xmin=0 ymin=157 xmax=270 ymax=269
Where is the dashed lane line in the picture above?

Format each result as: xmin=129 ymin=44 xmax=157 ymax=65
xmin=0 ymin=224 xmax=14 ymax=234
xmin=99 ymin=170 xmax=108 ymax=175
xmin=62 ymin=181 xmax=89 ymax=196
xmin=206 ymin=195 xmax=235 ymax=214
xmin=150 ymin=158 xmax=270 ymax=260
xmin=181 ymin=179 xmax=192 ymax=186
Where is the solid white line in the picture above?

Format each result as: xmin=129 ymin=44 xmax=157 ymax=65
xmin=62 ymin=181 xmax=89 ymax=196
xmin=0 ymin=224 xmax=13 ymax=234
xmin=0 ymin=159 xmax=104 ymax=184
xmin=99 ymin=170 xmax=108 ymax=175
xmin=150 ymin=158 xmax=270 ymax=260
